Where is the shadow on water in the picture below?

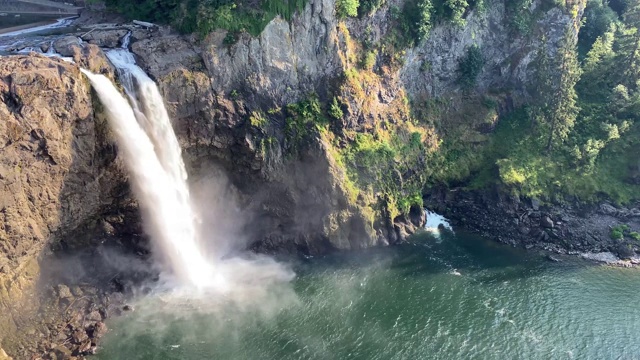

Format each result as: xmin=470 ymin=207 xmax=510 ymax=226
xmin=293 ymin=228 xmax=594 ymax=288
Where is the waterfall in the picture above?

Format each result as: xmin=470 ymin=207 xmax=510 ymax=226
xmin=81 ymin=46 xmax=213 ymax=288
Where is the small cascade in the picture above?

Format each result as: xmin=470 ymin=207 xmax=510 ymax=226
xmin=120 ymin=31 xmax=132 ymax=49
xmin=45 ymin=41 xmax=56 ymax=55
xmin=424 ymin=210 xmax=453 ymax=238
xmin=82 ymin=33 xmax=214 ymax=288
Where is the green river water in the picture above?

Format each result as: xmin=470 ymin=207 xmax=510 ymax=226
xmin=97 ymin=231 xmax=640 ymax=360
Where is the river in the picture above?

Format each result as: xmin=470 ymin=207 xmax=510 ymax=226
xmin=96 ymin=231 xmax=640 ymax=359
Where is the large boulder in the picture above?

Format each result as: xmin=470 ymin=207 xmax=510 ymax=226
xmin=53 ymin=36 xmax=82 ymax=57
xmin=81 ymin=29 xmax=128 ymax=48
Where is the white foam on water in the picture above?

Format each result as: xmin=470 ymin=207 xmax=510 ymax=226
xmin=581 ymin=252 xmax=620 ymax=264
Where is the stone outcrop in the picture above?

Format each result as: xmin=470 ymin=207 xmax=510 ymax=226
xmin=0 ymin=54 xmax=139 ymax=356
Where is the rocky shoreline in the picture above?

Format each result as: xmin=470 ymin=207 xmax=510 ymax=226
xmin=424 ymin=187 xmax=640 ymax=267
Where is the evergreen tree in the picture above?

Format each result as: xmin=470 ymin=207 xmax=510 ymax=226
xmin=546 ymin=30 xmax=581 ymax=152
xmin=616 ymin=1 xmax=640 ymax=88
xmin=531 ymin=35 xmax=553 ymax=128
xmin=531 ymin=31 xmax=581 ymax=152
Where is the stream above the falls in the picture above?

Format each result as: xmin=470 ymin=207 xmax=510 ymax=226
xmin=96 ymin=231 xmax=640 ymax=360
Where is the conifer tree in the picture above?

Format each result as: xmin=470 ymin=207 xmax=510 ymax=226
xmin=545 ymin=29 xmax=581 ymax=152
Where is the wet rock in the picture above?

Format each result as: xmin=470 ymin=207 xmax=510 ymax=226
xmin=40 ymin=42 xmax=51 ymax=53
xmin=122 ymin=304 xmax=134 ymax=312
xmin=541 ymin=216 xmax=554 ymax=229
xmin=71 ymin=330 xmax=89 ymax=344
xmin=600 ymin=203 xmax=618 ymax=216
xmin=409 ymin=206 xmax=426 ymax=228
xmin=86 ymin=310 xmax=103 ymax=322
xmin=57 ymin=285 xmax=73 ymax=300
xmin=546 ymin=254 xmax=562 ymax=262
xmin=81 ymin=29 xmax=128 ymax=48
xmin=615 ymin=244 xmax=635 ymax=260
xmin=76 ymin=339 xmax=93 ymax=355
xmin=531 ymin=198 xmax=540 ymax=211
xmin=70 ymin=286 xmax=83 ymax=297
xmin=53 ymin=345 xmax=72 ymax=360
xmin=74 ymin=44 xmax=114 ymax=76
xmin=89 ymin=322 xmax=108 ymax=339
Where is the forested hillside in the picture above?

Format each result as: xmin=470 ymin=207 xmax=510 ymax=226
xmin=488 ymin=0 xmax=640 ymax=203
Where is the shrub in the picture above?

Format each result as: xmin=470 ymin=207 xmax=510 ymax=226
xmin=223 ymin=31 xmax=238 ymax=45
xmin=361 ymin=51 xmax=376 ymax=70
xmin=457 ymin=45 xmax=484 ymax=88
xmin=611 ymin=224 xmax=632 ymax=240
xmin=506 ymin=0 xmax=534 ymax=34
xmin=611 ymin=228 xmax=624 ymax=240
xmin=336 ymin=0 xmax=360 ymax=17
xmin=103 ymin=0 xmax=309 ymax=37
xmin=358 ymin=0 xmax=384 ymax=16
xmin=443 ymin=0 xmax=469 ymax=26
xmin=283 ymin=95 xmax=326 ymax=153
xmin=249 ymin=111 xmax=268 ymax=128
xmin=329 ymin=97 xmax=344 ymax=120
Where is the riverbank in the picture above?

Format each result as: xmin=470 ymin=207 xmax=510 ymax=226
xmin=424 ymin=186 xmax=640 ymax=267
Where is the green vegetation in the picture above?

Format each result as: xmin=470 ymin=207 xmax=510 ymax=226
xmin=103 ymin=0 xmax=639 ymax=212
xmin=383 ymin=0 xmax=484 ymax=51
xmin=457 ymin=45 xmax=484 ymax=87
xmin=506 ymin=0 xmax=534 ymax=34
xmin=441 ymin=0 xmax=471 ymax=26
xmin=249 ymin=111 xmax=268 ymax=129
xmin=283 ymin=95 xmax=326 ymax=154
xmin=358 ymin=0 xmax=384 ymax=16
xmin=337 ymin=0 xmax=360 ymax=17
xmin=102 ymin=0 xmax=308 ymax=37
xmin=336 ymin=124 xmax=432 ymax=218
xmin=328 ymin=97 xmax=344 ymax=120
xmin=101 ymin=0 xmax=484 ymax=45
xmin=425 ymin=2 xmax=640 ymax=205
xmin=611 ymin=224 xmax=636 ymax=240
xmin=578 ymin=0 xmax=618 ymax=56
xmin=361 ymin=50 xmax=377 ymax=70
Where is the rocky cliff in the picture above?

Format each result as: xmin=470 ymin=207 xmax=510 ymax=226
xmin=0 ymin=51 xmax=143 ymax=357
xmin=124 ymin=0 xmax=583 ymax=252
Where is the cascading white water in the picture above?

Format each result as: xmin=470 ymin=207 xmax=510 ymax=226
xmin=81 ymin=44 xmax=214 ymax=288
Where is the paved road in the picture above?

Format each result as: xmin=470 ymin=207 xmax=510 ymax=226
xmin=16 ymin=0 xmax=82 ymax=11
xmin=0 ymin=10 xmax=77 ymax=14
xmin=0 ymin=0 xmax=82 ymax=15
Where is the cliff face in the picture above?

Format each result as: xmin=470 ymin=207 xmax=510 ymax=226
xmin=0 ymin=53 xmax=141 ymax=354
xmin=126 ymin=0 xmax=583 ymax=253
